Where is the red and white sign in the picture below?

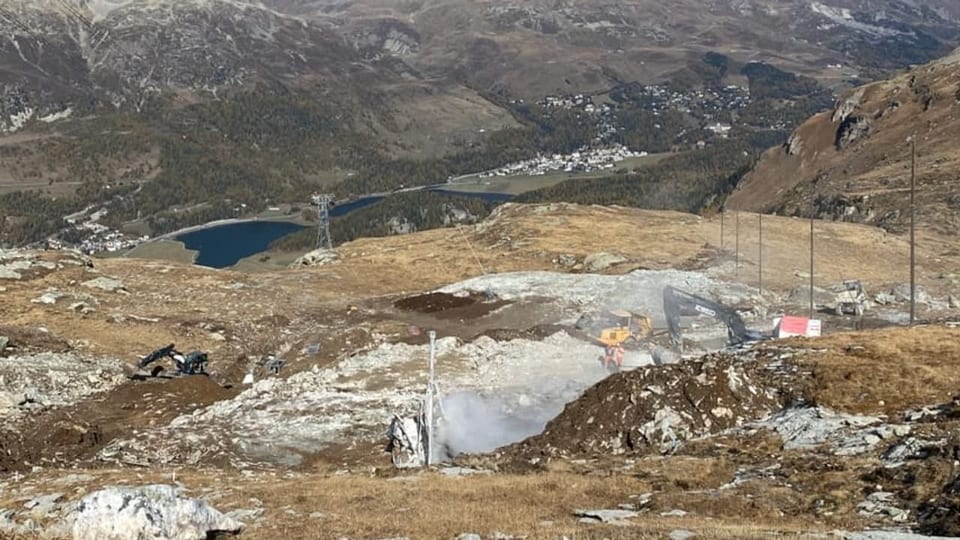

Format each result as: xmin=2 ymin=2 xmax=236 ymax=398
xmin=775 ymin=316 xmax=822 ymax=338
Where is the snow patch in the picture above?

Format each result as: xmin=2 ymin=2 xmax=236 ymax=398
xmin=39 ymin=108 xmax=73 ymax=123
xmin=2 ymin=108 xmax=34 ymax=133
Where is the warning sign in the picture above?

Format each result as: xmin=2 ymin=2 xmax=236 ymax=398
xmin=776 ymin=316 xmax=822 ymax=338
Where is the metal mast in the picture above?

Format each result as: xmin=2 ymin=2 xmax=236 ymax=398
xmin=312 ymin=194 xmax=334 ymax=250
xmin=910 ymin=139 xmax=916 ymax=325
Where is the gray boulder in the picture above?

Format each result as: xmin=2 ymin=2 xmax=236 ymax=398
xmin=290 ymin=248 xmax=341 ymax=268
xmin=70 ymin=484 xmax=242 ymax=540
xmin=81 ymin=277 xmax=127 ymax=293
xmin=583 ymin=252 xmax=628 ymax=272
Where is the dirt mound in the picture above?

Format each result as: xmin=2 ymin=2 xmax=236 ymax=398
xmin=497 ymin=353 xmax=802 ymax=466
xmin=393 ymin=291 xmax=508 ymax=320
xmin=477 ymin=324 xmax=564 ymax=342
xmin=394 ymin=292 xmax=479 ymax=313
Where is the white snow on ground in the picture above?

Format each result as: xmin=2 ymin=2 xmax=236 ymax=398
xmin=100 ymin=270 xmax=761 ymax=468
xmin=809 ymin=2 xmax=906 ymax=37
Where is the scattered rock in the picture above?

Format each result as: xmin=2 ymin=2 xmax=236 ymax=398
xmin=669 ymin=530 xmax=697 ymax=540
xmin=0 ymin=390 xmax=25 ymax=410
xmin=290 ymin=249 xmax=341 ymax=268
xmin=24 ymin=493 xmax=63 ymax=514
xmin=890 ymin=283 xmax=930 ymax=305
xmin=0 ymin=336 xmax=7 ymax=353
xmin=752 ymin=406 xmax=882 ymax=454
xmin=455 ymin=534 xmax=482 ymax=540
xmin=583 ymin=252 xmax=628 ymax=272
xmin=70 ymin=484 xmax=242 ymax=540
xmin=553 ymin=254 xmax=577 ymax=267
xmin=439 ymin=467 xmax=491 ymax=477
xmin=574 ymin=509 xmax=638 ymax=524
xmin=856 ymin=491 xmax=909 ymax=523
xmin=82 ymin=277 xmax=127 ymax=293
xmin=843 ymin=532 xmax=957 ymax=540
xmin=875 ymin=292 xmax=897 ymax=306
xmin=950 ymin=295 xmax=959 ymax=309
xmin=660 ymin=509 xmax=688 ymax=517
xmin=32 ymin=291 xmax=67 ymax=305
xmin=882 ymin=437 xmax=944 ymax=467
xmin=224 ymin=508 xmax=264 ymax=523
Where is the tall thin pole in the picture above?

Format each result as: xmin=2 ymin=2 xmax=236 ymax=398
xmin=910 ymin=139 xmax=916 ymax=325
xmin=720 ymin=209 xmax=725 ymax=252
xmin=425 ymin=330 xmax=436 ymax=466
xmin=735 ymin=211 xmax=740 ymax=276
xmin=809 ymin=217 xmax=815 ymax=318
xmin=758 ymin=213 xmax=763 ymax=293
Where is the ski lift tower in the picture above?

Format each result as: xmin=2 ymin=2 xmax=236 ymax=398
xmin=311 ymin=193 xmax=335 ymax=250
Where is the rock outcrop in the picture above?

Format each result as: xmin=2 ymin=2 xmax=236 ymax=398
xmin=290 ymin=249 xmax=341 ymax=268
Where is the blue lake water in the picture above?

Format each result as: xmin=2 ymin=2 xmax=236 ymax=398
xmin=178 ymin=220 xmax=308 ymax=268
xmin=176 ymin=190 xmax=513 ymax=269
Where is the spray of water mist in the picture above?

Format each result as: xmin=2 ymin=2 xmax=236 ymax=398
xmin=434 ymin=362 xmax=611 ymax=459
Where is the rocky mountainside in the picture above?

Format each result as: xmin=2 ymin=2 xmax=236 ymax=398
xmin=2 ymin=0 xmax=959 ymax=131
xmin=728 ymin=48 xmax=960 ymax=234
xmin=270 ymin=0 xmax=960 ymax=98
xmin=1 ymin=0 xmax=959 ymax=251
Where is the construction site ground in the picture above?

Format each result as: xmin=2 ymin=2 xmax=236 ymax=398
xmin=2 ymin=203 xmax=960 ymax=539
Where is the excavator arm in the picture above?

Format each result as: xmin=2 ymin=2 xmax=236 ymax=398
xmin=662 ymin=286 xmax=763 ymax=351
xmin=138 ymin=343 xmax=178 ymax=369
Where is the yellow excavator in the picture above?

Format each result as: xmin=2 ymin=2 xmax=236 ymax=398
xmin=574 ymin=309 xmax=653 ymax=348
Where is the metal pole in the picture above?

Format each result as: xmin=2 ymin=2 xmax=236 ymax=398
xmin=425 ymin=330 xmax=436 ymax=466
xmin=720 ymin=209 xmax=725 ymax=251
xmin=910 ymin=139 xmax=916 ymax=325
xmin=758 ymin=213 xmax=763 ymax=293
xmin=735 ymin=211 xmax=740 ymax=276
xmin=809 ymin=217 xmax=815 ymax=318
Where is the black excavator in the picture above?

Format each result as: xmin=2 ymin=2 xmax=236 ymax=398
xmin=127 ymin=343 xmax=209 ymax=379
xmin=662 ymin=286 xmax=768 ymax=353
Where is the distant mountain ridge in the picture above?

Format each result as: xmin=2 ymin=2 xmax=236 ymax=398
xmin=1 ymin=0 xmax=959 ymax=129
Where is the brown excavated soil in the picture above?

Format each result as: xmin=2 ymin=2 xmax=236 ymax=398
xmin=0 ymin=375 xmax=238 ymax=473
xmin=491 ymin=352 xmax=800 ymax=470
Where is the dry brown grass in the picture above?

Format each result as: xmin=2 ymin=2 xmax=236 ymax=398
xmin=789 ymin=326 xmax=960 ymax=415
xmin=5 ymin=468 xmax=842 ymax=540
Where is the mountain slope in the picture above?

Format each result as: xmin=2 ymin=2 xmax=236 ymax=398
xmin=1 ymin=0 xmax=960 ymax=249
xmin=270 ymin=0 xmax=960 ymax=98
xmin=728 ymin=48 xmax=960 ymax=234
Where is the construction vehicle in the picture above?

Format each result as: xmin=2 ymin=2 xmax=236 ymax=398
xmin=127 ymin=343 xmax=209 ymax=379
xmin=574 ymin=309 xmax=653 ymax=349
xmin=663 ymin=286 xmax=767 ymax=352
xmin=835 ymin=280 xmax=866 ymax=317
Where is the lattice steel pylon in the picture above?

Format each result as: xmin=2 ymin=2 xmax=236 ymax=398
xmin=311 ymin=194 xmax=334 ymax=250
